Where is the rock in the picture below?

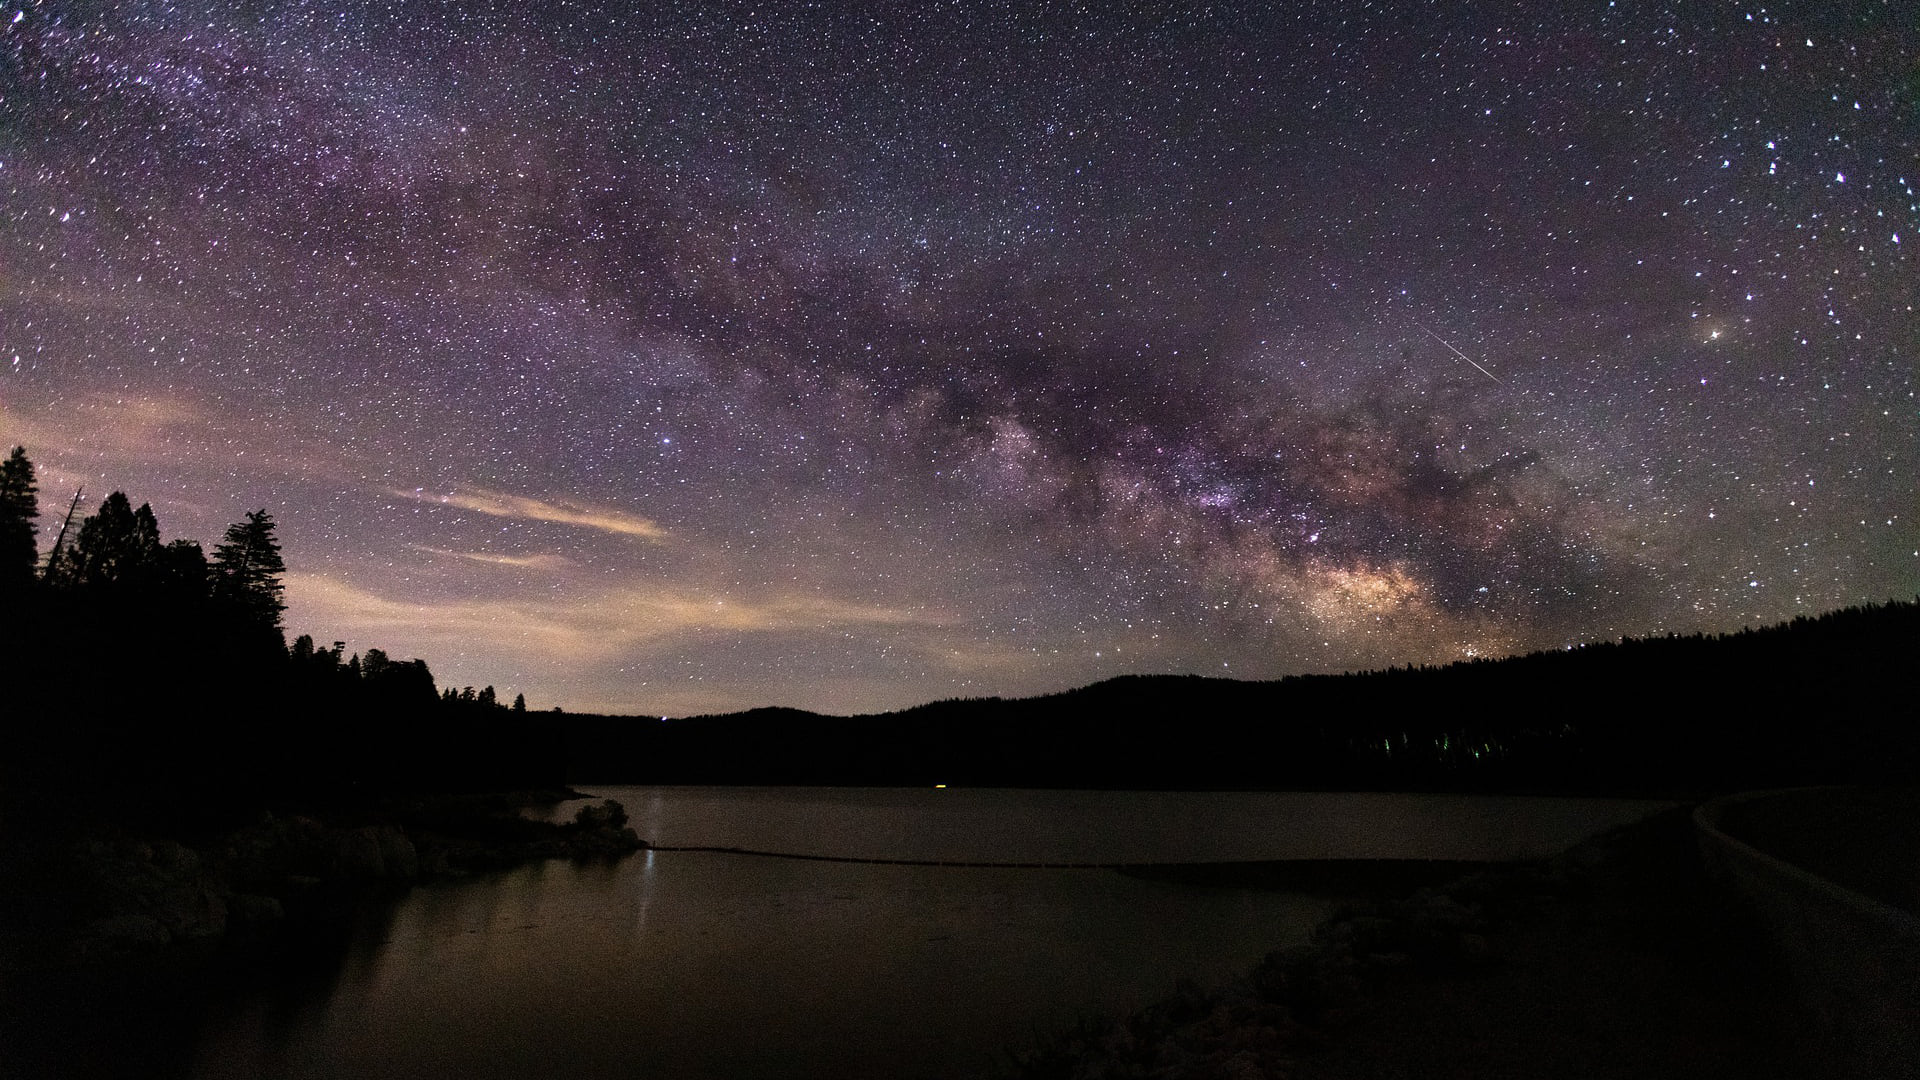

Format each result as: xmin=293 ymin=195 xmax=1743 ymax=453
xmin=331 ymin=827 xmax=388 ymax=879
xmin=76 ymin=913 xmax=170 ymax=957
xmin=376 ymin=827 xmax=419 ymax=881
xmin=150 ymin=839 xmax=201 ymax=874
xmin=227 ymin=892 xmax=285 ymax=935
xmin=1415 ymin=891 xmax=1479 ymax=929
xmin=1250 ymin=943 xmax=1360 ymax=1014
xmin=151 ymin=884 xmax=227 ymax=942
xmin=1324 ymin=914 xmax=1402 ymax=956
xmin=1455 ymin=931 xmax=1494 ymax=965
xmin=1218 ymin=1048 xmax=1270 ymax=1080
xmin=573 ymin=799 xmax=629 ymax=830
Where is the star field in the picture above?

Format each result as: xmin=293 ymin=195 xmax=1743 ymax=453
xmin=3 ymin=0 xmax=1915 ymax=714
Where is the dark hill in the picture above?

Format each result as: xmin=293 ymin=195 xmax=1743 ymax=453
xmin=562 ymin=599 xmax=1920 ymax=793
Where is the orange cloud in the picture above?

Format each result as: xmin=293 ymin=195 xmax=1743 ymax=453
xmin=0 ymin=392 xmax=217 ymax=460
xmin=284 ymin=573 xmax=946 ymax=664
xmin=407 ymin=545 xmax=573 ymax=571
xmin=394 ymin=486 xmax=668 ymax=540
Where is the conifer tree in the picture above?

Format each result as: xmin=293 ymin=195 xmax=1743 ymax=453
xmin=62 ymin=492 xmax=159 ymax=588
xmin=0 ymin=446 xmax=37 ymax=590
xmin=211 ymin=509 xmax=287 ymax=635
xmin=156 ymin=539 xmax=208 ymax=596
xmin=130 ymin=504 xmax=162 ymax=581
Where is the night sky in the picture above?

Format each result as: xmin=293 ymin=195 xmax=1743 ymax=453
xmin=3 ymin=1 xmax=1914 ymax=715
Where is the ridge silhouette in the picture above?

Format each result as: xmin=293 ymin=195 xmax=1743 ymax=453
xmin=2 ymin=445 xmax=1914 ymax=820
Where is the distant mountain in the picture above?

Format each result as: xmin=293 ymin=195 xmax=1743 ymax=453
xmin=562 ymin=599 xmax=1920 ymax=793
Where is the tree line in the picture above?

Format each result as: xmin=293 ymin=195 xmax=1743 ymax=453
xmin=3 ymin=446 xmax=288 ymax=645
xmin=562 ymin=602 xmax=1920 ymax=793
xmin=0 ymin=447 xmax=562 ymax=821
xmin=7 ymin=443 xmax=1914 ymax=804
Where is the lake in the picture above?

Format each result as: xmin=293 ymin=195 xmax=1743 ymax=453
xmin=45 ymin=788 xmax=1667 ymax=1079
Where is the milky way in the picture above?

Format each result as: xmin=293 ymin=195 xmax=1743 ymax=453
xmin=3 ymin=1 xmax=1914 ymax=714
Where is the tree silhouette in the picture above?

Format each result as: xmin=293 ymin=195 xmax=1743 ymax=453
xmin=211 ymin=509 xmax=287 ymax=639
xmin=51 ymin=492 xmax=162 ymax=588
xmin=0 ymin=469 xmax=577 ymax=803
xmin=362 ymin=647 xmax=391 ymax=679
xmin=0 ymin=446 xmax=36 ymax=590
xmin=156 ymin=538 xmax=209 ymax=597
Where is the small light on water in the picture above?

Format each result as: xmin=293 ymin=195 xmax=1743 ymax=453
xmin=934 ymin=783 xmax=947 ymax=789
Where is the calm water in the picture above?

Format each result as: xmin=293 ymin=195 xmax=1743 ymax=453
xmin=141 ymin=790 xmax=1666 ymax=1078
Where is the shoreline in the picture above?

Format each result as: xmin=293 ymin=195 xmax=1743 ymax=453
xmin=0 ymin=787 xmax=647 ymax=972
xmin=2 ymin=793 xmax=1819 ymax=1079
xmin=999 ymin=805 xmax=1807 ymax=1079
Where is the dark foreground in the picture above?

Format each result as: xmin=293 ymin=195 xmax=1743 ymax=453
xmin=1005 ymin=806 xmax=1808 ymax=1080
xmin=0 ymin=790 xmax=644 ymax=969
xmin=0 ymin=802 xmax=1818 ymax=1080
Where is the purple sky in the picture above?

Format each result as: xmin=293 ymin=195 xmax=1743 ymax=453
xmin=3 ymin=0 xmax=1914 ymax=714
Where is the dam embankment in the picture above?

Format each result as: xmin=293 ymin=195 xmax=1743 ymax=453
xmin=1695 ymin=787 xmax=1920 ymax=1078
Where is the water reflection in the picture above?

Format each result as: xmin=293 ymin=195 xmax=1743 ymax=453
xmin=30 ymin=790 xmax=1662 ymax=1080
xmin=554 ymin=786 xmax=1666 ymax=864
xmin=249 ymin=854 xmax=1327 ymax=1080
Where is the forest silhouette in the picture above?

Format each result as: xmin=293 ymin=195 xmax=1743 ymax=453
xmin=566 ymin=598 xmax=1919 ymax=792
xmin=2 ymin=445 xmax=1915 ymax=815
xmin=0 ymin=448 xmax=561 ymax=821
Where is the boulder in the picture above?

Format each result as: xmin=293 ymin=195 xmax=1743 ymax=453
xmin=151 ymin=839 xmax=201 ymax=874
xmin=74 ymin=913 xmax=170 ymax=959
xmin=227 ymin=892 xmax=285 ymax=936
xmin=331 ymin=827 xmax=388 ymax=879
xmin=376 ymin=827 xmax=420 ymax=881
xmin=1249 ymin=943 xmax=1360 ymax=1014
xmin=572 ymin=799 xmax=629 ymax=830
xmin=151 ymin=884 xmax=227 ymax=942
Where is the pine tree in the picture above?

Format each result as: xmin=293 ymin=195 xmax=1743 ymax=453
xmin=211 ymin=509 xmax=287 ymax=635
xmin=129 ymin=504 xmax=162 ymax=582
xmin=512 ymin=693 xmax=526 ymax=713
xmin=156 ymin=539 xmax=208 ymax=596
xmin=0 ymin=446 xmax=37 ymax=590
xmin=62 ymin=492 xmax=159 ymax=588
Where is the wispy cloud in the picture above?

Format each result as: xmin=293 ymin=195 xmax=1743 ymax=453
xmin=394 ymin=486 xmax=667 ymax=540
xmin=408 ymin=545 xmax=574 ymax=571
xmin=285 ymin=573 xmax=947 ymax=664
xmin=0 ymin=392 xmax=217 ymax=460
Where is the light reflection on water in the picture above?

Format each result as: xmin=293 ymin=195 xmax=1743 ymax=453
xmin=185 ymin=789 xmax=1663 ymax=1079
xmin=548 ymin=785 xmax=1667 ymax=863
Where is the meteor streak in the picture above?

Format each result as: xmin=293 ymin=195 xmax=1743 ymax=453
xmin=1414 ymin=322 xmax=1504 ymax=384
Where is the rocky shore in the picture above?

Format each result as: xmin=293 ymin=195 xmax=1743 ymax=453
xmin=1002 ymin=806 xmax=1805 ymax=1080
xmin=1 ymin=792 xmax=645 ymax=967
